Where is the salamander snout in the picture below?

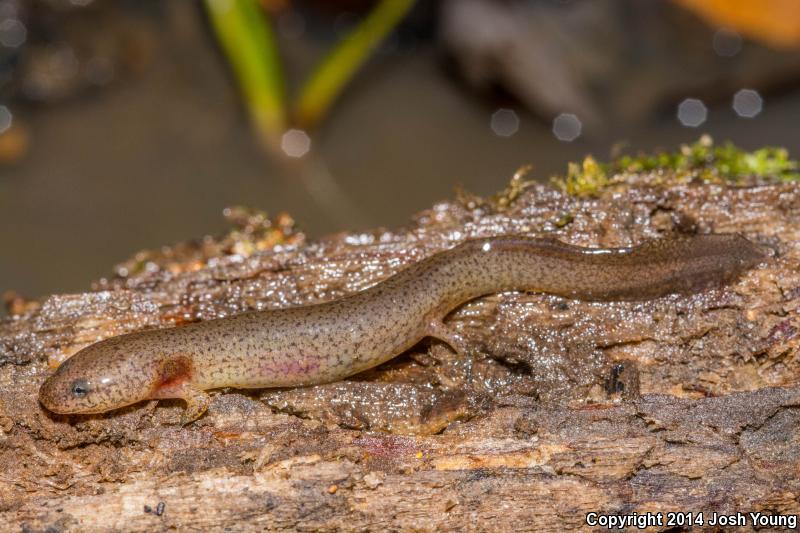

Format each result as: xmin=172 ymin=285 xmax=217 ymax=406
xmin=39 ymin=372 xmax=90 ymax=414
xmin=39 ymin=353 xmax=114 ymax=415
xmin=39 ymin=335 xmax=150 ymax=415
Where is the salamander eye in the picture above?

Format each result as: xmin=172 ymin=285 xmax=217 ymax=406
xmin=70 ymin=379 xmax=89 ymax=398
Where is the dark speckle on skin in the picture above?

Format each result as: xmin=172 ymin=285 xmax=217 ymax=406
xmin=38 ymin=234 xmax=768 ymax=422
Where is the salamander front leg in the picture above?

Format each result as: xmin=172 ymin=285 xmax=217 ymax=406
xmin=427 ymin=320 xmax=469 ymax=358
xmin=178 ymin=385 xmax=211 ymax=426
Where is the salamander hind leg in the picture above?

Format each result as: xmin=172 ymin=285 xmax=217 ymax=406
xmin=427 ymin=319 xmax=469 ymax=358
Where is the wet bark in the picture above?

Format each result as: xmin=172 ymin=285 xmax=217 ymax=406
xmin=2 ymin=173 xmax=799 ymax=532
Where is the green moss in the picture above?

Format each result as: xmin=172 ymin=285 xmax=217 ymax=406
xmin=553 ymin=155 xmax=609 ymax=197
xmin=554 ymin=136 xmax=800 ymax=197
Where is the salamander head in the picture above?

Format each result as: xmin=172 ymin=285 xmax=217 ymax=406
xmin=39 ymin=332 xmax=162 ymax=415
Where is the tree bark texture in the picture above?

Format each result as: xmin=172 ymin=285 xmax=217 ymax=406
xmin=1 ymin=173 xmax=799 ymax=531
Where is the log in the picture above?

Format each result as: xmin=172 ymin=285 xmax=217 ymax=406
xmin=2 ymin=144 xmax=800 ymax=531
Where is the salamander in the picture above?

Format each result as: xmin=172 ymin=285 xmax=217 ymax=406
xmin=38 ymin=234 xmax=768 ymax=424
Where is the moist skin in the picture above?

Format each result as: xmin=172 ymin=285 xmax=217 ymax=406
xmin=39 ymin=234 xmax=768 ymax=424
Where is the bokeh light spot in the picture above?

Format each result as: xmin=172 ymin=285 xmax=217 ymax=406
xmin=0 ymin=105 xmax=13 ymax=134
xmin=490 ymin=108 xmax=519 ymax=137
xmin=732 ymin=89 xmax=763 ymax=118
xmin=0 ymin=18 xmax=26 ymax=48
xmin=552 ymin=113 xmax=582 ymax=142
xmin=281 ymin=129 xmax=311 ymax=158
xmin=712 ymin=27 xmax=742 ymax=57
xmin=677 ymin=98 xmax=707 ymax=127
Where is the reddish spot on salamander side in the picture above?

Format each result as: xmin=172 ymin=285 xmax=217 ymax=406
xmin=38 ymin=234 xmax=770 ymax=423
xmin=151 ymin=355 xmax=194 ymax=399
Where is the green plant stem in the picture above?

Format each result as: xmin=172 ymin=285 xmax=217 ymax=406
xmin=205 ymin=0 xmax=286 ymax=146
xmin=294 ymin=0 xmax=416 ymax=129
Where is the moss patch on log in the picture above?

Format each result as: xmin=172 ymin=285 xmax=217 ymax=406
xmin=553 ymin=135 xmax=800 ymax=197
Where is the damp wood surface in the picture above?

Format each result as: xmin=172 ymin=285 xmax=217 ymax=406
xmin=2 ymin=168 xmax=800 ymax=532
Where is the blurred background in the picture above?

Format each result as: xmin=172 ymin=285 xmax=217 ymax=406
xmin=1 ymin=0 xmax=800 ymax=307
